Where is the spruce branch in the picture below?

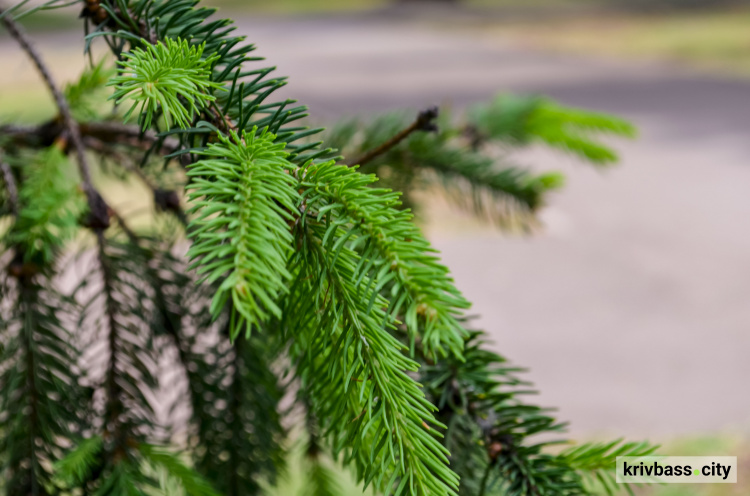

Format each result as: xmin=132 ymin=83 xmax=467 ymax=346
xmin=6 ymin=146 xmax=84 ymax=266
xmin=351 ymin=106 xmax=439 ymax=166
xmin=96 ymin=231 xmax=129 ymax=458
xmin=0 ymin=159 xmax=18 ymax=216
xmin=138 ymin=444 xmax=220 ymax=496
xmin=183 ymin=324 xmax=287 ymax=496
xmin=185 ymin=129 xmax=298 ymax=339
xmin=0 ymin=275 xmax=87 ymax=494
xmin=46 ymin=4 xmax=644 ymax=496
xmin=0 ymin=29 xmax=184 ymax=465
xmin=298 ymin=161 xmax=469 ymax=358
xmin=77 ymin=235 xmax=160 ymax=482
xmin=329 ymin=97 xmax=632 ymax=228
xmin=65 ymin=59 xmax=114 ymax=122
xmin=54 ymin=436 xmax=104 ymax=489
xmin=420 ymin=330 xmax=657 ymax=496
xmin=79 ymin=121 xmax=181 ymax=154
xmin=558 ymin=439 xmax=656 ymax=495
xmin=328 ymin=109 xmax=564 ymax=227
xmin=286 ymin=219 xmax=459 ymax=496
xmin=467 ymin=94 xmax=636 ymax=165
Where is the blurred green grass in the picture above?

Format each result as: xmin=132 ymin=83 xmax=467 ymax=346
xmin=626 ymin=433 xmax=748 ymax=496
xmin=205 ymin=0 xmax=386 ymax=13
xmin=275 ymin=433 xmax=750 ymax=496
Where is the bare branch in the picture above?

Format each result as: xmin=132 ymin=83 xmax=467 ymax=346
xmin=79 ymin=122 xmax=181 ymax=155
xmin=1 ymin=7 xmax=106 ymax=227
xmin=350 ymin=106 xmax=439 ymax=167
xmin=0 ymin=121 xmax=181 ymax=157
xmin=83 ymin=136 xmax=187 ymax=224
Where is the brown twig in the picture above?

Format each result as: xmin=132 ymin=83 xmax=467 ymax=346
xmin=83 ymin=136 xmax=187 ymax=224
xmin=1 ymin=121 xmax=183 ymax=167
xmin=350 ymin=106 xmax=440 ymax=167
xmin=83 ymin=136 xmax=157 ymax=189
xmin=78 ymin=3 xmax=242 ymax=150
xmin=80 ymin=121 xmax=181 ymax=155
xmin=209 ymin=101 xmax=238 ymax=135
xmin=81 ymin=0 xmax=156 ymax=44
xmin=1 ymin=8 xmax=109 ymax=229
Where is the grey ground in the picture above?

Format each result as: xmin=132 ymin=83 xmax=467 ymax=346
xmin=5 ymin=13 xmax=750 ymax=440
xmin=245 ymin=15 xmax=750 ymax=440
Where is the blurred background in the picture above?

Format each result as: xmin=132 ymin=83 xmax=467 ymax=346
xmin=3 ymin=0 xmax=750 ymax=494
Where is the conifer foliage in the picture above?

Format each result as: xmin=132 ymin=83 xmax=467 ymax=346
xmin=0 ymin=1 xmax=652 ymax=495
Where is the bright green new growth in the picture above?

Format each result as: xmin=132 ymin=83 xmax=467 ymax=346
xmin=186 ymin=128 xmax=299 ymax=339
xmin=109 ymin=38 xmax=222 ymax=130
xmin=285 ymin=181 xmax=459 ymax=494
xmin=297 ymin=162 xmax=469 ymax=358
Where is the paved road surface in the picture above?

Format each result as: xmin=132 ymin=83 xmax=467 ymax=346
xmin=4 ymin=14 xmax=750 ymax=439
xmin=241 ymin=15 xmax=750 ymax=439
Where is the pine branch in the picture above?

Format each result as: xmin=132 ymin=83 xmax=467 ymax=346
xmin=0 ymin=275 xmax=87 ymax=495
xmin=188 ymin=326 xmax=287 ymax=496
xmin=298 ymin=160 xmax=469 ymax=358
xmin=327 ymin=110 xmax=565 ymax=227
xmin=54 ymin=436 xmax=104 ymax=489
xmin=467 ymin=95 xmax=636 ymax=166
xmin=79 ymin=235 xmax=161 ymax=475
xmin=0 ymin=159 xmax=18 ymax=216
xmin=138 ymin=444 xmax=219 ymax=496
xmin=185 ymin=129 xmax=298 ymax=339
xmin=285 ymin=218 xmax=459 ymax=496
